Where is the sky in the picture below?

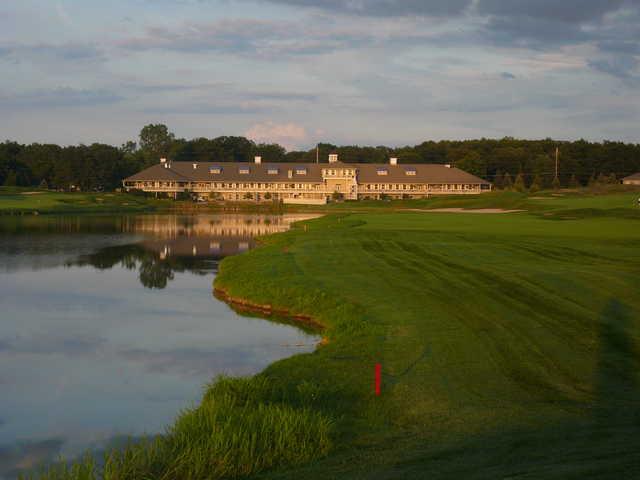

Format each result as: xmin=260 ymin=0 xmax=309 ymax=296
xmin=0 ymin=0 xmax=639 ymax=150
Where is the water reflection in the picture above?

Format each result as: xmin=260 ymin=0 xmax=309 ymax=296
xmin=0 ymin=213 xmax=319 ymax=479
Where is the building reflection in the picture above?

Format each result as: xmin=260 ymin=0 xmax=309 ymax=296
xmin=69 ymin=214 xmax=318 ymax=289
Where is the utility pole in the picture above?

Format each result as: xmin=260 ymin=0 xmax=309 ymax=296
xmin=555 ymin=146 xmax=559 ymax=179
xmin=316 ymin=144 xmax=319 ymax=164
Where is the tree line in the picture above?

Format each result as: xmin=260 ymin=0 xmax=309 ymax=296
xmin=1 ymin=123 xmax=639 ymax=191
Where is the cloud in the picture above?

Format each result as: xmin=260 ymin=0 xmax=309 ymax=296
xmin=245 ymin=121 xmax=308 ymax=149
xmin=119 ymin=18 xmax=372 ymax=58
xmin=588 ymin=54 xmax=639 ymax=80
xmin=55 ymin=3 xmax=73 ymax=26
xmin=254 ymin=0 xmax=472 ymax=17
xmin=0 ymin=43 xmax=104 ymax=63
xmin=0 ymin=87 xmax=123 ymax=109
xmin=475 ymin=0 xmax=632 ymax=23
xmin=501 ymin=72 xmax=516 ymax=79
xmin=143 ymin=102 xmax=277 ymax=115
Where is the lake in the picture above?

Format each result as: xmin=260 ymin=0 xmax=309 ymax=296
xmin=0 ymin=213 xmax=320 ymax=479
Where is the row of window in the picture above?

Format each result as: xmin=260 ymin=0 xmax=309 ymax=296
xmin=322 ymin=169 xmax=355 ymax=177
xmin=133 ymin=181 xmax=480 ymax=191
xmin=364 ymin=183 xmax=479 ymax=191
xmin=209 ymin=167 xmax=308 ymax=175
xmin=206 ymin=167 xmax=419 ymax=177
xmin=376 ymin=168 xmax=416 ymax=176
xmin=197 ymin=182 xmax=321 ymax=190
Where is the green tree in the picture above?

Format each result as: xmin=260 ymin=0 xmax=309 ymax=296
xmin=139 ymin=124 xmax=175 ymax=163
xmin=503 ymin=172 xmax=513 ymax=190
xmin=513 ymin=173 xmax=526 ymax=192
xmin=529 ymin=174 xmax=542 ymax=193
xmin=454 ymin=150 xmax=486 ymax=177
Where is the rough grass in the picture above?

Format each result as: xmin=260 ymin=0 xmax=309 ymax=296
xmin=20 ymin=377 xmax=333 ymax=480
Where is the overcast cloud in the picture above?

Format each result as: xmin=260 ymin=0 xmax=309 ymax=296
xmin=0 ymin=0 xmax=638 ymax=148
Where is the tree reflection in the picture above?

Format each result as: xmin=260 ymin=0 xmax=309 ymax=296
xmin=70 ymin=243 xmax=215 ymax=289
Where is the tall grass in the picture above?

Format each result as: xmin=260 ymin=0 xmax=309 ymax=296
xmin=20 ymin=376 xmax=333 ymax=480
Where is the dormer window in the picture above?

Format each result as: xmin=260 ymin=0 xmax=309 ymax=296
xmin=295 ymin=168 xmax=307 ymax=175
xmin=239 ymin=167 xmax=250 ymax=174
xmin=209 ymin=166 xmax=222 ymax=174
xmin=405 ymin=168 xmax=416 ymax=176
xmin=377 ymin=169 xmax=388 ymax=176
xmin=267 ymin=168 xmax=279 ymax=175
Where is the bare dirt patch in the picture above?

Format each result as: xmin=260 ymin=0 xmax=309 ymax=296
xmin=20 ymin=191 xmax=46 ymax=195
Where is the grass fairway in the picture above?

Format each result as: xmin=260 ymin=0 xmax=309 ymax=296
xmin=0 ymin=187 xmax=171 ymax=214
xmin=213 ymin=194 xmax=640 ymax=479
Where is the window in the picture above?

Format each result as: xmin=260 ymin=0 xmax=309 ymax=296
xmin=405 ymin=168 xmax=416 ymax=176
xmin=209 ymin=166 xmax=222 ymax=174
xmin=239 ymin=168 xmax=250 ymax=174
xmin=268 ymin=168 xmax=279 ymax=175
xmin=377 ymin=169 xmax=388 ymax=176
xmin=295 ymin=168 xmax=307 ymax=175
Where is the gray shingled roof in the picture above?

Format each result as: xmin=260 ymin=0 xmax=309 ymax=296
xmin=124 ymin=161 xmax=490 ymax=185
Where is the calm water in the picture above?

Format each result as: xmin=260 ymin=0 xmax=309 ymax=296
xmin=0 ymin=213 xmax=319 ymax=479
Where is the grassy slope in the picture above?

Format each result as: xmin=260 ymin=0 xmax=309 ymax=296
xmin=213 ymin=192 xmax=640 ymax=479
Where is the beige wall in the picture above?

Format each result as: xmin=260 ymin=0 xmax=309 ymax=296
xmin=123 ymin=179 xmax=490 ymax=200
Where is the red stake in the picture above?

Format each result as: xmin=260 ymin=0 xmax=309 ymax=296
xmin=375 ymin=363 xmax=382 ymax=396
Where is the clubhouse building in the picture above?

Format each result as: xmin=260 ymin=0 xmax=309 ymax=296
xmin=123 ymin=154 xmax=492 ymax=204
xmin=623 ymin=173 xmax=640 ymax=186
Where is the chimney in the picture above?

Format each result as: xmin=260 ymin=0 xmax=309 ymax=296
xmin=390 ymin=157 xmax=398 ymax=166
xmin=160 ymin=158 xmax=167 ymax=164
xmin=328 ymin=153 xmax=338 ymax=163
xmin=254 ymin=156 xmax=262 ymax=164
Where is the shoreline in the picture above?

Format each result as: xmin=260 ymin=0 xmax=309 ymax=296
xmin=213 ymin=286 xmax=327 ymax=333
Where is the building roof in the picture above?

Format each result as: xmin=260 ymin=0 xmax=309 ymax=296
xmin=124 ymin=161 xmax=490 ymax=185
xmin=354 ymin=163 xmax=489 ymax=184
xmin=623 ymin=172 xmax=640 ymax=181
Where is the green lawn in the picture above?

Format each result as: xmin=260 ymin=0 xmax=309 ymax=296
xmin=22 ymin=189 xmax=640 ymax=479
xmin=213 ymin=194 xmax=640 ymax=479
xmin=0 ymin=187 xmax=172 ymax=214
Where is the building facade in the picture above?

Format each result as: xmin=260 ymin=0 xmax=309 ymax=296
xmin=623 ymin=173 xmax=640 ymax=186
xmin=123 ymin=155 xmax=492 ymax=204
